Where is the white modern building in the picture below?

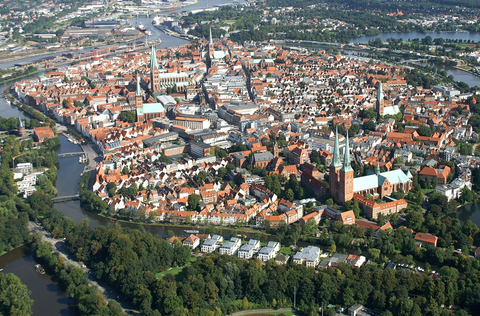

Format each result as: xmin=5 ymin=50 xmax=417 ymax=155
xmin=201 ymin=235 xmax=223 ymax=253
xmin=292 ymin=246 xmax=321 ymax=268
xmin=257 ymin=241 xmax=280 ymax=262
xmin=238 ymin=239 xmax=261 ymax=259
xmin=436 ymin=178 xmax=472 ymax=201
xmin=219 ymin=237 xmax=242 ymax=255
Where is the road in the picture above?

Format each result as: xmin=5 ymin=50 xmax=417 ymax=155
xmin=28 ymin=221 xmax=139 ymax=315
xmin=230 ymin=308 xmax=296 ymax=316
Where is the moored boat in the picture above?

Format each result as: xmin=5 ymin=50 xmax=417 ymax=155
xmin=34 ymin=264 xmax=45 ymax=274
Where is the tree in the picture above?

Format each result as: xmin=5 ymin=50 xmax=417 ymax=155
xmin=216 ymin=167 xmax=228 ymax=179
xmin=286 ymin=189 xmax=294 ymax=201
xmin=363 ymin=120 xmax=376 ymax=133
xmin=242 ymin=296 xmax=249 ymax=310
xmin=417 ymin=124 xmax=432 ymax=137
xmin=118 ymin=111 xmax=136 ymax=123
xmin=0 ymin=273 xmax=34 ymax=316
xmin=106 ymin=182 xmax=117 ymax=197
xmin=187 ymin=194 xmax=201 ymax=211
xmin=406 ymin=210 xmax=424 ymax=231
xmin=368 ymin=248 xmax=381 ymax=262
xmin=158 ymin=154 xmax=172 ymax=165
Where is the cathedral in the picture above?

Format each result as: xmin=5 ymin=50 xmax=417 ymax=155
xmin=133 ymin=46 xmax=166 ymax=123
xmin=329 ymin=127 xmax=413 ymax=205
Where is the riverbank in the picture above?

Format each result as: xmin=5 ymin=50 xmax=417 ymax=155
xmin=29 ymin=221 xmax=136 ymax=314
xmin=454 ymin=66 xmax=480 ymax=79
xmin=0 ymin=69 xmax=43 ymax=85
xmin=4 ymin=89 xmax=52 ymax=125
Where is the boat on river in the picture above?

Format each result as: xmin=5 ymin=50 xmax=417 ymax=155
xmin=34 ymin=264 xmax=45 ymax=274
xmin=184 ymin=229 xmax=199 ymax=234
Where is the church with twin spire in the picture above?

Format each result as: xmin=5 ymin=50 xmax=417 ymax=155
xmin=329 ymin=127 xmax=413 ymax=205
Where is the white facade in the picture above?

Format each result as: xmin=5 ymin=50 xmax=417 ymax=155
xmin=257 ymin=241 xmax=280 ymax=262
xmin=238 ymin=239 xmax=261 ymax=259
xmin=219 ymin=237 xmax=242 ymax=255
xmin=436 ymin=178 xmax=472 ymax=201
xmin=201 ymin=235 xmax=223 ymax=253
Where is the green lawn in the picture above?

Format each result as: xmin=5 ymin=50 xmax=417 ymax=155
xmin=458 ymin=65 xmax=472 ymax=71
xmin=155 ymin=257 xmax=197 ymax=280
xmin=244 ymin=312 xmax=297 ymax=316
xmin=421 ymin=189 xmax=435 ymax=194
xmin=156 ymin=267 xmax=183 ymax=279
xmin=279 ymin=246 xmax=293 ymax=256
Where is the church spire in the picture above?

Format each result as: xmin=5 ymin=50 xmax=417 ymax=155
xmin=209 ymin=27 xmax=213 ymax=46
xmin=376 ymin=161 xmax=380 ymax=176
xmin=377 ymin=81 xmax=383 ymax=104
xmin=150 ymin=45 xmax=158 ymax=70
xmin=135 ymin=74 xmax=142 ymax=97
xmin=341 ymin=130 xmax=352 ymax=172
xmin=332 ymin=126 xmax=342 ymax=168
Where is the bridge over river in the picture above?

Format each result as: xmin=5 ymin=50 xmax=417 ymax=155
xmin=52 ymin=194 xmax=80 ymax=203
xmin=58 ymin=152 xmax=84 ymax=158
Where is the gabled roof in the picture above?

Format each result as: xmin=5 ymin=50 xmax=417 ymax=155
xmin=379 ymin=169 xmax=410 ymax=186
xmin=353 ymin=174 xmax=378 ymax=192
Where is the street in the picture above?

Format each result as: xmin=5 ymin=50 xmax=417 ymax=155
xmin=80 ymin=142 xmax=102 ymax=169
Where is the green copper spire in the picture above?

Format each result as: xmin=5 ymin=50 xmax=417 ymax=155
xmin=135 ymin=74 xmax=142 ymax=97
xmin=341 ymin=130 xmax=353 ymax=172
xmin=209 ymin=27 xmax=213 ymax=46
xmin=377 ymin=82 xmax=383 ymax=103
xmin=332 ymin=126 xmax=342 ymax=168
xmin=150 ymin=45 xmax=158 ymax=70
xmin=376 ymin=161 xmax=380 ymax=176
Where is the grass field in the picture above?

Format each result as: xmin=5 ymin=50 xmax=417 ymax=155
xmin=244 ymin=312 xmax=297 ymax=316
xmin=421 ymin=188 xmax=435 ymax=194
xmin=155 ymin=257 xmax=197 ymax=280
xmin=457 ymin=65 xmax=473 ymax=71
xmin=279 ymin=246 xmax=294 ymax=256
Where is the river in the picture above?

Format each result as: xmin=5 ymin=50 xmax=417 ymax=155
xmin=0 ymin=5 xmax=476 ymax=312
xmin=54 ymin=135 xmax=250 ymax=240
xmin=457 ymin=203 xmax=480 ymax=227
xmin=0 ymin=1 xmax=243 ymax=313
xmin=350 ymin=31 xmax=480 ymax=44
xmin=0 ymin=246 xmax=77 ymax=316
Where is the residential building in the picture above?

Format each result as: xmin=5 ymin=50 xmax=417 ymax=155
xmin=201 ymin=234 xmax=224 ymax=253
xmin=238 ymin=239 xmax=261 ymax=259
xmin=292 ymin=245 xmax=321 ymax=267
xmin=219 ymin=237 xmax=242 ymax=255
xmin=436 ymin=178 xmax=472 ymax=201
xmin=419 ymin=165 xmax=451 ymax=185
xmin=289 ymin=147 xmax=309 ymax=165
xmin=183 ymin=234 xmax=200 ymax=249
xmin=257 ymin=241 xmax=281 ymax=262
xmin=415 ymin=232 xmax=438 ymax=247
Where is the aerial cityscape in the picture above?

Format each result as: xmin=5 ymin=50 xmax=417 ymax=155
xmin=2 ymin=0 xmax=480 ymax=315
